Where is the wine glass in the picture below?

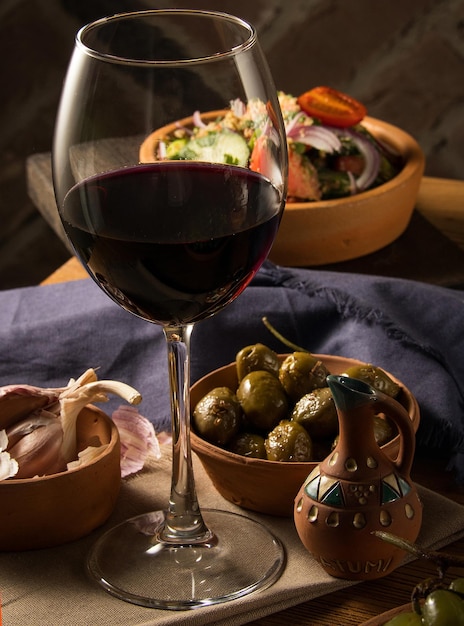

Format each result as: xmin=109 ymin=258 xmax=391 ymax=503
xmin=53 ymin=10 xmax=288 ymax=610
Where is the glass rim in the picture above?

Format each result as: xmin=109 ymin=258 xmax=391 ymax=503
xmin=76 ymin=9 xmax=257 ymax=67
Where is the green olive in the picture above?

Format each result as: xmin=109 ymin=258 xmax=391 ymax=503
xmin=291 ymin=387 xmax=338 ymax=439
xmin=421 ymin=588 xmax=464 ymax=625
xmin=450 ymin=577 xmax=464 ymax=595
xmin=343 ymin=364 xmax=400 ymax=398
xmin=373 ymin=414 xmax=396 ymax=446
xmin=265 ymin=420 xmax=313 ymax=462
xmin=279 ymin=352 xmax=330 ymax=401
xmin=311 ymin=437 xmax=335 ymax=462
xmin=228 ymin=432 xmax=267 ymax=459
xmin=193 ymin=387 xmax=242 ymax=446
xmin=237 ymin=370 xmax=289 ymax=432
xmin=236 ymin=343 xmax=280 ymax=382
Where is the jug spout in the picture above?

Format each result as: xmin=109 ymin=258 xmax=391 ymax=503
xmin=326 ymin=374 xmax=376 ymax=412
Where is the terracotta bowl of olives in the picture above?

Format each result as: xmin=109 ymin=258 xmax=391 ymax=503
xmin=190 ymin=346 xmax=420 ymax=517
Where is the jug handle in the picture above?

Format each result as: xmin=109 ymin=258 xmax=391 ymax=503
xmin=373 ymin=395 xmax=415 ymax=477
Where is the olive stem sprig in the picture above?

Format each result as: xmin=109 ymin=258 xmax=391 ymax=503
xmin=261 ymin=317 xmax=308 ymax=353
xmin=375 ymin=530 xmax=464 ymax=617
xmin=374 ymin=530 xmax=464 ymax=577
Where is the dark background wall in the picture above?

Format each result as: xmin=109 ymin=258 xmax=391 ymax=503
xmin=1 ymin=0 xmax=463 ymax=289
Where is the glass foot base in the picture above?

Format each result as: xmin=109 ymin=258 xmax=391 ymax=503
xmin=87 ymin=508 xmax=285 ymax=610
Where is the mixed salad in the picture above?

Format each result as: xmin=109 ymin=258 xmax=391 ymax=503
xmin=154 ymin=86 xmax=402 ymax=202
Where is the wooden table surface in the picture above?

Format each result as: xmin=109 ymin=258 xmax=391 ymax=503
xmin=42 ymin=265 xmax=464 ymax=623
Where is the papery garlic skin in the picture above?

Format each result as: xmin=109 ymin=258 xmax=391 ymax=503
xmin=58 ymin=369 xmax=142 ymax=464
xmin=0 ymin=429 xmax=19 ymax=480
xmin=112 ymin=405 xmax=161 ymax=478
xmin=67 ymin=444 xmax=109 ymax=471
xmin=0 ymin=388 xmax=58 ymax=431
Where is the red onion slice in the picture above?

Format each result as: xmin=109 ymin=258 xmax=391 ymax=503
xmin=287 ymin=123 xmax=342 ymax=153
xmin=230 ymin=98 xmax=247 ymax=117
xmin=192 ymin=110 xmax=207 ymax=128
xmin=350 ymin=132 xmax=381 ymax=190
xmin=157 ymin=140 xmax=166 ymax=160
xmin=332 ymin=127 xmax=381 ymax=191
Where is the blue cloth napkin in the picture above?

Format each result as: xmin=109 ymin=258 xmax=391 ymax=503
xmin=1 ymin=261 xmax=464 ymax=481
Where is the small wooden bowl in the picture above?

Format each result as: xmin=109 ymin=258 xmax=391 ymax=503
xmin=0 ymin=405 xmax=120 ymax=551
xmin=190 ymin=355 xmax=419 ymax=517
xmin=140 ymin=114 xmax=425 ymax=266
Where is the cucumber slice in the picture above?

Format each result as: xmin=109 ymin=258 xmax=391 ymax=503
xmin=165 ymin=138 xmax=189 ymax=159
xmin=211 ymin=132 xmax=250 ymax=166
xmin=180 ymin=131 xmax=250 ymax=166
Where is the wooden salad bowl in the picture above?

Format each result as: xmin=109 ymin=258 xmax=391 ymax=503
xmin=140 ymin=112 xmax=425 ymax=266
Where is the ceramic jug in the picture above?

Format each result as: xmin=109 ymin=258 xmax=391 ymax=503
xmin=294 ymin=374 xmax=422 ymax=580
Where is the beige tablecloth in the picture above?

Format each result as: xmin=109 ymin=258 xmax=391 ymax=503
xmin=2 ymin=447 xmax=464 ymax=626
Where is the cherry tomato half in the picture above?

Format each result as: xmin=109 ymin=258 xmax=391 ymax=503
xmin=297 ymin=86 xmax=367 ymax=128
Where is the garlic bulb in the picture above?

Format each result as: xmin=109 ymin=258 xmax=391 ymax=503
xmin=0 ymin=369 xmax=143 ymax=480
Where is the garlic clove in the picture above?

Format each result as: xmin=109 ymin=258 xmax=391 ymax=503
xmin=5 ymin=410 xmax=59 ymax=448
xmin=7 ymin=417 xmax=66 ymax=479
xmin=0 ymin=391 xmax=56 ymax=431
xmin=112 ymin=405 xmax=160 ymax=478
xmin=67 ymin=444 xmax=109 ymax=471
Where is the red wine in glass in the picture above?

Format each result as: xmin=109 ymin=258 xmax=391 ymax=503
xmin=62 ymin=162 xmax=281 ymax=325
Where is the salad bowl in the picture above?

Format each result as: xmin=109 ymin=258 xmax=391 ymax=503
xmin=140 ymin=109 xmax=425 ymax=267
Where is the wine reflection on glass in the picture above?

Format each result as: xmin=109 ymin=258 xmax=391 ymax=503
xmin=52 ymin=10 xmax=288 ymax=610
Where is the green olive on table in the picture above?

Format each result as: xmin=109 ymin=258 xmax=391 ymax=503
xmin=384 ymin=579 xmax=464 ymax=625
xmin=265 ymin=420 xmax=312 ymax=462
xmin=237 ymin=370 xmax=289 ymax=432
xmin=449 ymin=577 xmax=464 ymax=594
xmin=228 ymin=432 xmax=267 ymax=459
xmin=236 ymin=343 xmax=280 ymax=382
xmin=279 ymin=352 xmax=330 ymax=401
xmin=420 ymin=588 xmax=464 ymax=625
xmin=291 ymin=386 xmax=338 ymax=438
xmin=343 ymin=364 xmax=400 ymax=398
xmin=193 ymin=386 xmax=241 ymax=446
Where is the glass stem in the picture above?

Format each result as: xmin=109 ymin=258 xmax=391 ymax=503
xmin=161 ymin=324 xmax=213 ymax=544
